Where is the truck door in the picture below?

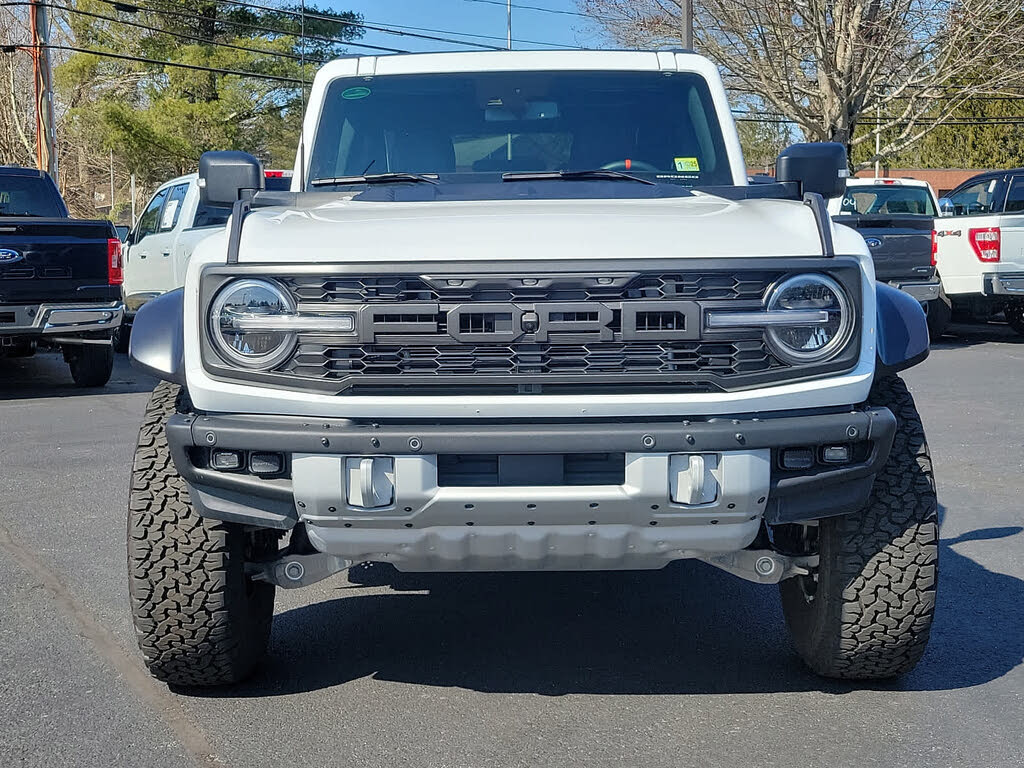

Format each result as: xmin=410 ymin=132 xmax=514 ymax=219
xmin=122 ymin=185 xmax=168 ymax=306
xmin=997 ymin=175 xmax=1024 ymax=272
xmin=146 ymin=181 xmax=189 ymax=293
xmin=935 ymin=176 xmax=1004 ymax=296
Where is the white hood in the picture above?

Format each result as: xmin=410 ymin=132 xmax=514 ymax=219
xmin=232 ymin=194 xmax=831 ymax=263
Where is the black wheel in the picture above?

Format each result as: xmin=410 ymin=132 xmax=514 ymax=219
xmin=1005 ymin=301 xmax=1024 ymax=336
xmin=67 ymin=344 xmax=114 ymax=387
xmin=128 ymin=381 xmax=277 ymax=686
xmin=780 ymin=376 xmax=938 ymax=680
xmin=113 ymin=323 xmax=131 ymax=353
xmin=926 ymin=286 xmax=951 ymax=340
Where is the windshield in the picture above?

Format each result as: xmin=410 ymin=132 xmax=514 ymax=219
xmin=307 ymin=71 xmax=733 ymax=188
xmin=0 ymin=175 xmax=63 ymax=217
xmin=839 ymin=185 xmax=936 ymax=216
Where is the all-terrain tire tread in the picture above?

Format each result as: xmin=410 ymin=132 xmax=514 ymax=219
xmin=782 ymin=375 xmax=938 ymax=680
xmin=127 ymin=381 xmax=274 ymax=686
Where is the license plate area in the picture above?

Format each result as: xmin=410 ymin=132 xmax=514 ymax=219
xmin=437 ymin=453 xmax=625 ymax=487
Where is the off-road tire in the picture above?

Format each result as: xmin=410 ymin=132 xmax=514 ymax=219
xmin=1005 ymin=301 xmax=1024 ymax=336
xmin=926 ymin=286 xmax=951 ymax=340
xmin=67 ymin=344 xmax=113 ymax=387
xmin=128 ymin=381 xmax=276 ymax=686
xmin=780 ymin=376 xmax=938 ymax=680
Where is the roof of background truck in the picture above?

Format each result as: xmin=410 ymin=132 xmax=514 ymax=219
xmin=846 ymin=177 xmax=933 ymax=188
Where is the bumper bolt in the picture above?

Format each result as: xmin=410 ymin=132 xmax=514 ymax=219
xmin=370 ymin=437 xmax=380 ymax=448
xmin=321 ymin=437 xmax=330 ymax=447
xmin=204 ymin=432 xmax=216 ymax=445
xmin=284 ymin=561 xmax=305 ymax=582
xmin=755 ymin=557 xmax=777 ymax=577
xmin=409 ymin=437 xmax=422 ymax=451
xmin=734 ymin=433 xmax=745 ymax=444
xmin=641 ymin=434 xmax=656 ymax=449
xmin=685 ymin=434 xmax=695 ymax=445
xmin=847 ymin=425 xmax=859 ymax=438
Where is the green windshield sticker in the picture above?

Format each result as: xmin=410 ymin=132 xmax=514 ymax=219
xmin=342 ymin=86 xmax=371 ymax=100
xmin=674 ymin=156 xmax=700 ymax=172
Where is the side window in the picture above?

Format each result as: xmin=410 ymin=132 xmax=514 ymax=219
xmin=159 ymin=183 xmax=189 ymax=231
xmin=947 ymin=179 xmax=999 ymax=216
xmin=1005 ymin=176 xmax=1024 ymax=214
xmin=135 ymin=188 xmax=169 ymax=242
xmin=191 ymin=201 xmax=232 ymax=229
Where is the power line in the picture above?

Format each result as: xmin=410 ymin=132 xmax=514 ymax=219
xmin=13 ymin=41 xmax=304 ymax=83
xmin=462 ymin=0 xmax=611 ymax=21
xmin=207 ymin=0 xmax=505 ymax=50
xmin=95 ymin=0 xmax=410 ymax=53
xmin=9 ymin=2 xmax=329 ymax=64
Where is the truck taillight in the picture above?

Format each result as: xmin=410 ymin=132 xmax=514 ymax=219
xmin=930 ymin=230 xmax=937 ymax=266
xmin=968 ymin=227 xmax=1000 ymax=263
xmin=108 ymin=238 xmax=123 ymax=285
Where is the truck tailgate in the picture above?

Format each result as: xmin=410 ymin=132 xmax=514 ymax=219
xmin=835 ymin=215 xmax=934 ymax=282
xmin=0 ymin=218 xmax=119 ymax=304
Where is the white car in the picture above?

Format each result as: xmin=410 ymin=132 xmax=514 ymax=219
xmin=935 ymin=169 xmax=1024 ymax=334
xmin=126 ymin=49 xmax=937 ymax=686
xmin=122 ymin=169 xmax=294 ymax=323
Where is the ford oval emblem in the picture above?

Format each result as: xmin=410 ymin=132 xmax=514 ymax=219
xmin=864 ymin=237 xmax=883 ymax=249
xmin=0 ymin=248 xmax=24 ymax=264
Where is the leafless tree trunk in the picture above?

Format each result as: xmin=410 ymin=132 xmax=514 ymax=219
xmin=580 ymin=0 xmax=1024 ymax=169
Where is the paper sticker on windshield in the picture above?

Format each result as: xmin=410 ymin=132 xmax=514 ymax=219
xmin=674 ymin=157 xmax=700 ymax=172
xmin=342 ymin=86 xmax=371 ymax=100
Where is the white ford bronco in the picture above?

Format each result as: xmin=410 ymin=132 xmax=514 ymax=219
xmin=127 ymin=50 xmax=938 ymax=686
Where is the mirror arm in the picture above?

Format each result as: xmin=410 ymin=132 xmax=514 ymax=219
xmin=225 ymin=189 xmax=255 ymax=266
xmin=803 ymin=192 xmax=835 ymax=257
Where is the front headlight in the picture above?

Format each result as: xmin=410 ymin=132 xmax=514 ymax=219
xmin=208 ymin=278 xmax=297 ymax=369
xmin=764 ymin=274 xmax=853 ymax=363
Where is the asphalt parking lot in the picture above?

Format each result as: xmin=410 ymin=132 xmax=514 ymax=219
xmin=1 ymin=320 xmax=1022 ymax=768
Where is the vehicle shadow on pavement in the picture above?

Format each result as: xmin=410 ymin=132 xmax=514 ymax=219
xmin=187 ymin=508 xmax=1024 ymax=698
xmin=0 ymin=352 xmax=155 ymax=399
xmin=931 ymin=321 xmax=1022 ymax=348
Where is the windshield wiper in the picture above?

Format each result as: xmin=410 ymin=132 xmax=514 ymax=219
xmin=309 ymin=172 xmax=440 ymax=187
xmin=502 ymin=169 xmax=656 ymax=186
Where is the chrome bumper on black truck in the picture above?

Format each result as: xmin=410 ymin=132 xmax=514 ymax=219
xmin=0 ymin=301 xmax=123 ymax=343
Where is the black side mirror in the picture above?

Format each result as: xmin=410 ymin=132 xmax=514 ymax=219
xmin=776 ymin=142 xmax=848 ymax=199
xmin=198 ymin=151 xmax=264 ymax=207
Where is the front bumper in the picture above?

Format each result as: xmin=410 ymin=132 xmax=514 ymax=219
xmin=890 ymin=279 xmax=941 ymax=303
xmin=0 ymin=301 xmax=123 ymax=339
xmin=167 ymin=406 xmax=896 ymax=571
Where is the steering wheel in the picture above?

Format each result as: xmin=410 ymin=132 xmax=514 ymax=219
xmin=601 ymin=159 xmax=660 ymax=173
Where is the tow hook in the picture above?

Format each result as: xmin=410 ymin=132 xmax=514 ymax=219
xmin=698 ymin=549 xmax=818 ymax=584
xmin=248 ymin=553 xmax=351 ymax=589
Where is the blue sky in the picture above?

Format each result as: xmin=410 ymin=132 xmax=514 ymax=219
xmin=328 ymin=0 xmax=607 ymax=53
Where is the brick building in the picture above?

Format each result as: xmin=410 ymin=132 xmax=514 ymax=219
xmin=852 ymin=169 xmax=995 ymax=196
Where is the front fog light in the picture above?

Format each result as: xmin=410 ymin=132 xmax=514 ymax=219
xmin=209 ymin=278 xmax=297 ymax=369
xmin=765 ymin=274 xmax=853 ymax=363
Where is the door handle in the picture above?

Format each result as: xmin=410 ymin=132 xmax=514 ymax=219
xmin=161 ymin=251 xmax=171 ymax=257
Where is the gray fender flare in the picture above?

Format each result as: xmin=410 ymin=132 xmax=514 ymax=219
xmin=128 ymin=288 xmax=185 ymax=386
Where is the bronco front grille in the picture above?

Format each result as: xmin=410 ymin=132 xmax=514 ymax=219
xmin=201 ymin=264 xmax=862 ymax=395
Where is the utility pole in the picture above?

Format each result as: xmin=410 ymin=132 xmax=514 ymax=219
xmin=874 ymin=102 xmax=881 ymax=179
xmin=29 ymin=0 xmax=57 ymax=180
xmin=109 ymin=149 xmax=115 ymax=214
xmin=680 ymin=0 xmax=693 ymax=50
xmin=130 ymin=174 xmax=137 ymax=226
xmin=506 ymin=0 xmax=512 ymax=50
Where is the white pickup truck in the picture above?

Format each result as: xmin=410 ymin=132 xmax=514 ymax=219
xmin=936 ymin=169 xmax=1024 ymax=334
xmin=121 ymin=170 xmax=293 ymax=336
xmin=126 ymin=49 xmax=937 ymax=687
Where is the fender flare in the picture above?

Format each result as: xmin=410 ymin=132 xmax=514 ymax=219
xmin=128 ymin=288 xmax=185 ymax=386
xmin=874 ymin=282 xmax=929 ymax=377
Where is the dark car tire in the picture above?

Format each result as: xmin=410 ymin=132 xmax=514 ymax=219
xmin=1005 ymin=301 xmax=1024 ymax=336
xmin=926 ymin=287 xmax=952 ymax=340
xmin=128 ymin=381 xmax=276 ymax=686
xmin=68 ymin=344 xmax=114 ymax=387
xmin=113 ymin=323 xmax=131 ymax=353
xmin=780 ymin=376 xmax=938 ymax=680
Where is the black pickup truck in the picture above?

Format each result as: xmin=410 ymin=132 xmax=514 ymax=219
xmin=0 ymin=166 xmax=124 ymax=386
xmin=829 ymin=178 xmax=949 ymax=337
